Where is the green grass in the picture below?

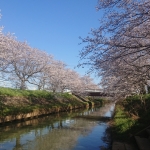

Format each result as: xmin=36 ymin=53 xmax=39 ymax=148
xmin=87 ymin=97 xmax=108 ymax=106
xmin=0 ymin=87 xmax=109 ymax=119
xmin=0 ymin=87 xmax=90 ymax=117
xmin=0 ymin=87 xmax=55 ymax=100
xmin=61 ymin=93 xmax=73 ymax=99
xmin=0 ymin=87 xmax=23 ymax=97
xmin=113 ymin=105 xmax=136 ymax=141
xmin=113 ymin=95 xmax=150 ymax=141
xmin=0 ymin=87 xmax=86 ymax=102
xmin=0 ymin=105 xmax=37 ymax=116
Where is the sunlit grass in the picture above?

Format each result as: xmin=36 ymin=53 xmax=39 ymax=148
xmin=0 ymin=87 xmax=89 ymax=117
xmin=0 ymin=87 xmax=55 ymax=100
xmin=113 ymin=95 xmax=150 ymax=141
xmin=114 ymin=105 xmax=135 ymax=132
xmin=113 ymin=105 xmax=136 ymax=141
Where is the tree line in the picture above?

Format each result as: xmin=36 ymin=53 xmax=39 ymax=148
xmin=79 ymin=0 xmax=150 ymax=98
xmin=0 ymin=17 xmax=98 ymax=93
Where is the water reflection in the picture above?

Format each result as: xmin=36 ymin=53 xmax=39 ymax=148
xmin=0 ymin=103 xmax=114 ymax=150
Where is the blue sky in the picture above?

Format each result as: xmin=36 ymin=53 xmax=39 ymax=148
xmin=0 ymin=0 xmax=102 ymax=83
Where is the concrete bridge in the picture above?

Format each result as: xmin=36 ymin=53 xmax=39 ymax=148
xmin=85 ymin=89 xmax=109 ymax=97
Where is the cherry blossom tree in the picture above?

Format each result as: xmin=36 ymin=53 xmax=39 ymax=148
xmin=80 ymin=75 xmax=98 ymax=90
xmin=4 ymin=36 xmax=52 ymax=90
xmin=0 ymin=13 xmax=99 ymax=92
xmin=58 ymin=68 xmax=78 ymax=93
xmin=79 ymin=0 xmax=150 ymax=98
xmin=41 ymin=60 xmax=67 ymax=92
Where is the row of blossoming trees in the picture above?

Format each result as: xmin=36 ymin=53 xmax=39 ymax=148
xmin=79 ymin=0 xmax=150 ymax=98
xmin=0 ymin=26 xmax=98 ymax=94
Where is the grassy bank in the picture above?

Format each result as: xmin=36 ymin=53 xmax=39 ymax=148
xmin=0 ymin=87 xmax=107 ymax=122
xmin=88 ymin=97 xmax=109 ymax=106
xmin=0 ymin=87 xmax=86 ymax=117
xmin=112 ymin=94 xmax=150 ymax=142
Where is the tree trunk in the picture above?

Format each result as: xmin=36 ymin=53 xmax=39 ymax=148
xmin=20 ymin=80 xmax=26 ymax=90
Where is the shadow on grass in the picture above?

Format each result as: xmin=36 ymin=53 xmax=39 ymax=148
xmin=112 ymin=100 xmax=150 ymax=142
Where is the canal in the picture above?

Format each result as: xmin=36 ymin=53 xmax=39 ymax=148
xmin=0 ymin=103 xmax=115 ymax=150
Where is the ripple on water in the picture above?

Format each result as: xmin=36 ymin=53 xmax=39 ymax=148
xmin=0 ymin=103 xmax=114 ymax=150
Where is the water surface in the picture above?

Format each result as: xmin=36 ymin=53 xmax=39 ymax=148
xmin=0 ymin=103 xmax=115 ymax=150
